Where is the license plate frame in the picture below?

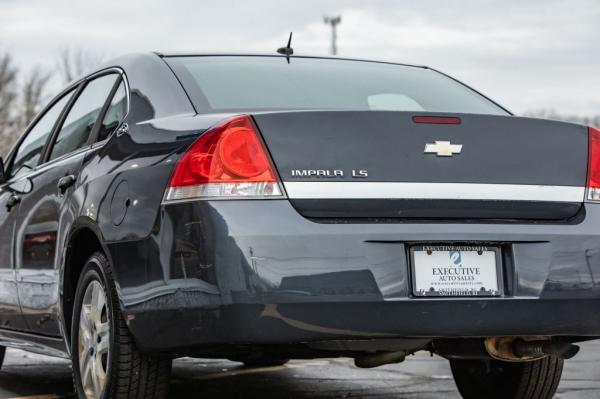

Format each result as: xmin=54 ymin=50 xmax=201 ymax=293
xmin=410 ymin=244 xmax=503 ymax=297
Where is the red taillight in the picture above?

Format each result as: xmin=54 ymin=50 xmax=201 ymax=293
xmin=218 ymin=126 xmax=271 ymax=178
xmin=587 ymin=126 xmax=600 ymax=201
xmin=165 ymin=115 xmax=283 ymax=201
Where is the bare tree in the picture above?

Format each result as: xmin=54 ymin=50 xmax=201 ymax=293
xmin=57 ymin=47 xmax=103 ymax=84
xmin=524 ymin=109 xmax=600 ymax=128
xmin=19 ymin=66 xmax=52 ymax=130
xmin=0 ymin=51 xmax=53 ymax=156
xmin=0 ymin=52 xmax=18 ymax=155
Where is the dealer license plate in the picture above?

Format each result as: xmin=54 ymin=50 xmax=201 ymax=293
xmin=411 ymin=245 xmax=501 ymax=297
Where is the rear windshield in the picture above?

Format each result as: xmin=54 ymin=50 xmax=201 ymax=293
xmin=166 ymin=56 xmax=508 ymax=115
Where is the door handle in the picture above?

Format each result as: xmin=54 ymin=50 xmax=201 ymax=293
xmin=57 ymin=174 xmax=76 ymax=194
xmin=6 ymin=194 xmax=21 ymax=211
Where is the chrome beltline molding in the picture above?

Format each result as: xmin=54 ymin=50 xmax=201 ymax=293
xmin=283 ymin=182 xmax=585 ymax=202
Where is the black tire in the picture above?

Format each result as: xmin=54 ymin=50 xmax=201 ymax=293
xmin=450 ymin=356 xmax=563 ymax=399
xmin=0 ymin=346 xmax=5 ymax=370
xmin=230 ymin=355 xmax=289 ymax=368
xmin=71 ymin=252 xmax=171 ymax=399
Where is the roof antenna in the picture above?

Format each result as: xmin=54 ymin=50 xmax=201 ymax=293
xmin=277 ymin=32 xmax=294 ymax=63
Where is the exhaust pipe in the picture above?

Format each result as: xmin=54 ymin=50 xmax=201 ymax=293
xmin=354 ymin=351 xmax=406 ymax=368
xmin=485 ymin=337 xmax=580 ymax=362
xmin=513 ymin=340 xmax=580 ymax=360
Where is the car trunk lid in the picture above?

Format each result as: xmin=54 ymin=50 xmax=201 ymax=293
xmin=252 ymin=111 xmax=587 ymax=220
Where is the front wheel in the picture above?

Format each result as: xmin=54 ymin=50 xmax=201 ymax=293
xmin=450 ymin=356 xmax=563 ymax=399
xmin=71 ymin=252 xmax=171 ymax=399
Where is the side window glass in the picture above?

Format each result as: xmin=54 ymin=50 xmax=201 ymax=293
xmin=97 ymin=81 xmax=127 ymax=142
xmin=10 ymin=91 xmax=75 ymax=179
xmin=49 ymin=74 xmax=119 ymax=161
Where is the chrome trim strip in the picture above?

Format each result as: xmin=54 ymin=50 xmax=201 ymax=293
xmin=283 ymin=182 xmax=585 ymax=203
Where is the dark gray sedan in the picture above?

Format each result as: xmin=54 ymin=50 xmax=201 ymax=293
xmin=0 ymin=53 xmax=597 ymax=399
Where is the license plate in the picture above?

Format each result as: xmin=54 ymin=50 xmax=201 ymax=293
xmin=410 ymin=245 xmax=501 ymax=297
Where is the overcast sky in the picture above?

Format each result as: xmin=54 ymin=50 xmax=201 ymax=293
xmin=1 ymin=0 xmax=599 ymax=116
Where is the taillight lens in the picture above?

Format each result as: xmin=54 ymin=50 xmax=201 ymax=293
xmin=588 ymin=127 xmax=600 ymax=201
xmin=164 ymin=115 xmax=284 ymax=202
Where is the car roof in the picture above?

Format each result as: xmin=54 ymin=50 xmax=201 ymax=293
xmin=154 ymin=52 xmax=428 ymax=69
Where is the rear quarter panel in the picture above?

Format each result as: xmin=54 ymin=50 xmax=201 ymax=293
xmin=61 ymin=55 xmax=235 ymax=304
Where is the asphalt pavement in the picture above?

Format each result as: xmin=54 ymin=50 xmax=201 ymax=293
xmin=0 ymin=341 xmax=598 ymax=398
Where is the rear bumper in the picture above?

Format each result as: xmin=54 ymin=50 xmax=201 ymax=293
xmin=109 ymin=200 xmax=600 ymax=353
xmin=127 ymin=299 xmax=600 ymax=352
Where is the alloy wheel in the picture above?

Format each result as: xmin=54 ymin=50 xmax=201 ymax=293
xmin=78 ymin=280 xmax=110 ymax=399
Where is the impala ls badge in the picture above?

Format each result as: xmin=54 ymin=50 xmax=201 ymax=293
xmin=291 ymin=169 xmax=369 ymax=178
xmin=424 ymin=141 xmax=463 ymax=157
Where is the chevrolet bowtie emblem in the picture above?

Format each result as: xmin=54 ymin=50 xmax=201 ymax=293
xmin=424 ymin=141 xmax=463 ymax=157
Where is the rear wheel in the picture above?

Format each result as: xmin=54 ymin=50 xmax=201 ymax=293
xmin=71 ymin=252 xmax=171 ymax=399
xmin=0 ymin=346 xmax=5 ymax=369
xmin=450 ymin=356 xmax=563 ymax=399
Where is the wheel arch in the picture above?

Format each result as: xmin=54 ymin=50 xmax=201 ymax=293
xmin=59 ymin=217 xmax=115 ymax=350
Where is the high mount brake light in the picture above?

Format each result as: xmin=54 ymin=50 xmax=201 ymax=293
xmin=164 ymin=115 xmax=284 ymax=201
xmin=587 ymin=126 xmax=600 ymax=201
xmin=412 ymin=116 xmax=461 ymax=125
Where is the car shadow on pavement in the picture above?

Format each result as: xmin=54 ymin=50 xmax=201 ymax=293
xmin=0 ymin=362 xmax=75 ymax=398
xmin=4 ymin=345 xmax=600 ymax=399
xmin=0 ymin=352 xmax=458 ymax=399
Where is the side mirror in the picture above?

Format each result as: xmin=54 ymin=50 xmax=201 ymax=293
xmin=0 ymin=157 xmax=5 ymax=184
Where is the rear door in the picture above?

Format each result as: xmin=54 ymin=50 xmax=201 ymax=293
xmin=15 ymin=72 xmax=122 ymax=336
xmin=0 ymin=89 xmax=76 ymax=332
xmin=0 ymin=185 xmax=25 ymax=331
